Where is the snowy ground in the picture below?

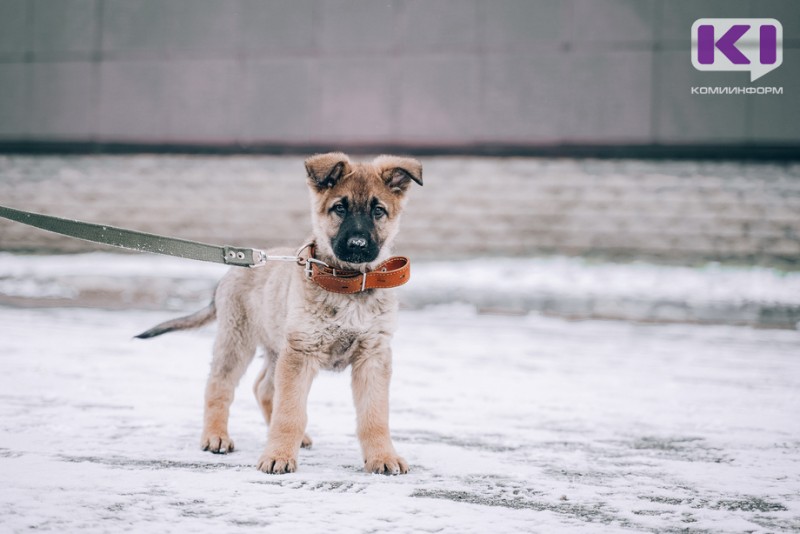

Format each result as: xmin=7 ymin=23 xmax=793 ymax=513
xmin=1 ymin=298 xmax=799 ymax=532
xmin=1 ymin=252 xmax=799 ymax=328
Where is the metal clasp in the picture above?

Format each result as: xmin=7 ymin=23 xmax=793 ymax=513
xmin=226 ymin=248 xmax=302 ymax=268
xmin=251 ymin=249 xmax=301 ymax=268
xmin=303 ymin=257 xmax=329 ymax=278
xmin=263 ymin=254 xmax=301 ymax=263
xmin=251 ymin=249 xmax=268 ymax=267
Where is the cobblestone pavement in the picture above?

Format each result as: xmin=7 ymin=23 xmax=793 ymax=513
xmin=0 ymin=304 xmax=798 ymax=533
xmin=1 ymin=155 xmax=799 ymax=265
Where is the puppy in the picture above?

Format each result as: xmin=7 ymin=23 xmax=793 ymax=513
xmin=137 ymin=152 xmax=422 ymax=475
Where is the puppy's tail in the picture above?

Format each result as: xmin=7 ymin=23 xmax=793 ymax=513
xmin=135 ymin=302 xmax=216 ymax=339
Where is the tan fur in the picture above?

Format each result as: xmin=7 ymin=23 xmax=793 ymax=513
xmin=185 ymin=153 xmax=422 ymax=474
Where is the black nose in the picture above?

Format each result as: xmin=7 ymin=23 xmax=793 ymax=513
xmin=347 ymin=236 xmax=368 ymax=250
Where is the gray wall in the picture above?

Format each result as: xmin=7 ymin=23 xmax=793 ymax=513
xmin=2 ymin=155 xmax=798 ymax=267
xmin=0 ymin=0 xmax=798 ymax=148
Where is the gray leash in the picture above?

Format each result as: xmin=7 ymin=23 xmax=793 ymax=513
xmin=0 ymin=204 xmax=298 ymax=267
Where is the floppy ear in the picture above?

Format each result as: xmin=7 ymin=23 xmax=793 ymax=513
xmin=305 ymin=152 xmax=351 ymax=190
xmin=373 ymin=155 xmax=423 ymax=193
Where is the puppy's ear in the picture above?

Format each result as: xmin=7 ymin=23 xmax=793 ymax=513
xmin=373 ymin=155 xmax=423 ymax=193
xmin=305 ymin=152 xmax=351 ymax=190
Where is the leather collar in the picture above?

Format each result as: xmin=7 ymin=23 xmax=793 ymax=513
xmin=301 ymin=244 xmax=411 ymax=294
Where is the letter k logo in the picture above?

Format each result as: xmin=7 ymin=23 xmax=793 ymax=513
xmin=697 ymin=24 xmax=750 ymax=64
xmin=692 ymin=19 xmax=783 ymax=81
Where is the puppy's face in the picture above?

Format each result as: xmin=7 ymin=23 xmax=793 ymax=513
xmin=305 ymin=153 xmax=422 ymax=268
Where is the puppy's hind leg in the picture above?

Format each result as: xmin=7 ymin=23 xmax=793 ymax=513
xmin=201 ymin=313 xmax=257 ymax=454
xmin=253 ymin=356 xmax=313 ymax=448
xmin=253 ymin=358 xmax=275 ymax=426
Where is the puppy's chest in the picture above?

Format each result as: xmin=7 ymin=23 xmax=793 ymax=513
xmin=311 ymin=302 xmax=380 ymax=372
xmin=322 ymin=328 xmax=359 ymax=371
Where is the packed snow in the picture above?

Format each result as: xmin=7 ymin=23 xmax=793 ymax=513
xmin=1 ymin=301 xmax=798 ymax=532
xmin=1 ymin=252 xmax=798 ymax=327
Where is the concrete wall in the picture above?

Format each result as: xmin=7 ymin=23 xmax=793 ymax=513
xmin=1 ymin=155 xmax=798 ymax=267
xmin=0 ymin=0 xmax=798 ymax=149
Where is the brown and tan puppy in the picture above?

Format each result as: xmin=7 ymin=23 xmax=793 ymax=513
xmin=136 ymin=153 xmax=422 ymax=475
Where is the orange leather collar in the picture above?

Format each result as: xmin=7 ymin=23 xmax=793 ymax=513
xmin=302 ymin=244 xmax=411 ymax=294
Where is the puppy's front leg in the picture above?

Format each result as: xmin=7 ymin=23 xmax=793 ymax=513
xmin=352 ymin=347 xmax=408 ymax=475
xmin=257 ymin=349 xmax=317 ymax=474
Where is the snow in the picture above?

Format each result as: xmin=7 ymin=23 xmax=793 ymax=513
xmin=411 ymin=257 xmax=800 ymax=307
xmin=3 ymin=252 xmax=798 ymax=307
xmin=1 ymin=301 xmax=799 ymax=532
xmin=1 ymin=252 xmax=798 ymax=327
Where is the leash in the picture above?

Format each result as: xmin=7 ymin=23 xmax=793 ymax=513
xmin=0 ymin=203 xmax=286 ymax=267
xmin=0 ymin=204 xmax=410 ymax=292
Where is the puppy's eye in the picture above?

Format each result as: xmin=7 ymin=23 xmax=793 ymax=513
xmin=331 ymin=203 xmax=347 ymax=217
xmin=372 ymin=206 xmax=387 ymax=219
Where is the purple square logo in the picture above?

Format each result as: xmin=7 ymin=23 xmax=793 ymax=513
xmin=692 ymin=18 xmax=783 ymax=81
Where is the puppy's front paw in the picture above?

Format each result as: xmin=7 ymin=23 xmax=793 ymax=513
xmin=364 ymin=453 xmax=409 ymax=475
xmin=257 ymin=450 xmax=298 ymax=474
xmin=301 ymin=433 xmax=313 ymax=449
xmin=201 ymin=432 xmax=234 ymax=454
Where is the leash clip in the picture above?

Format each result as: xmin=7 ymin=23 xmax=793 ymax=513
xmin=261 ymin=253 xmax=301 ymax=265
xmin=251 ymin=249 xmax=268 ymax=267
xmin=225 ymin=248 xmax=301 ymax=268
